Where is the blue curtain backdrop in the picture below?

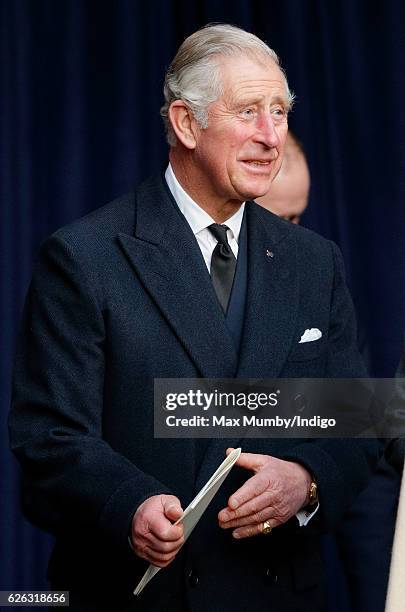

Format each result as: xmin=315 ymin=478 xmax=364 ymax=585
xmin=1 ymin=0 xmax=404 ymax=598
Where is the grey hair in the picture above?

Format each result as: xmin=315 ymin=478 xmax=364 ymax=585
xmin=160 ymin=23 xmax=294 ymax=146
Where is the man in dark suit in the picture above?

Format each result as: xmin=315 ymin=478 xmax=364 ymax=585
xmin=9 ymin=24 xmax=379 ymax=611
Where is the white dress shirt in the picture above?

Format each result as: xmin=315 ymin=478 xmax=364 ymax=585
xmin=165 ymin=163 xmax=244 ymax=272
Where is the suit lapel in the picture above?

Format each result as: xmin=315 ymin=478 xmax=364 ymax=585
xmin=117 ymin=174 xmax=238 ymax=378
xmin=236 ymin=202 xmax=299 ymax=378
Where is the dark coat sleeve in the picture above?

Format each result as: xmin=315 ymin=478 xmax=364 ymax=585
xmin=8 ymin=235 xmax=172 ymax=549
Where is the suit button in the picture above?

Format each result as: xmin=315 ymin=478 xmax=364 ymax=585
xmin=264 ymin=568 xmax=278 ymax=584
xmin=188 ymin=569 xmax=199 ymax=587
xmin=294 ymin=393 xmax=308 ymax=413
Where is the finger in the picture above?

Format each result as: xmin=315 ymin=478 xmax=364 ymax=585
xmin=143 ymin=547 xmax=178 ymax=567
xmin=234 ymin=452 xmax=266 ymax=473
xmin=163 ymin=498 xmax=183 ymax=522
xmin=219 ymin=490 xmax=272 ymax=523
xmin=232 ymin=522 xmax=266 ymax=539
xmin=148 ymin=514 xmax=184 ymax=541
xmin=225 ymin=472 xmax=269 ymax=512
xmin=142 ymin=532 xmax=184 ymax=554
xmin=219 ymin=506 xmax=273 ymax=530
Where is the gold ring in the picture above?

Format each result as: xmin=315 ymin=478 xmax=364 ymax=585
xmin=262 ymin=520 xmax=272 ymax=535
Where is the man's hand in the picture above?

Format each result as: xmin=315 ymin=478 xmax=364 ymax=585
xmin=131 ymin=494 xmax=184 ymax=567
xmin=218 ymin=449 xmax=312 ymax=539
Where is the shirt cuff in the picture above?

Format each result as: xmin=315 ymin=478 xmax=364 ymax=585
xmin=296 ymin=502 xmax=320 ymax=526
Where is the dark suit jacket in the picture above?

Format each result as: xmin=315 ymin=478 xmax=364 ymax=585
xmin=9 ymin=173 xmax=379 ymax=611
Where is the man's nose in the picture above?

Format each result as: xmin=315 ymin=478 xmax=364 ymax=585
xmin=254 ymin=113 xmax=280 ymax=147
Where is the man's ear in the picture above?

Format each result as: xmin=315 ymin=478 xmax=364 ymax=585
xmin=168 ymin=101 xmax=199 ymax=149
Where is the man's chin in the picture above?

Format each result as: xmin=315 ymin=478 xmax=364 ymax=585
xmin=241 ymin=185 xmax=272 ymax=202
xmin=241 ymin=177 xmax=276 ymax=201
xmin=230 ymin=174 xmax=275 ymax=202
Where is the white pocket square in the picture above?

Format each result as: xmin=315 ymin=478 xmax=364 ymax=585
xmin=299 ymin=328 xmax=322 ymax=344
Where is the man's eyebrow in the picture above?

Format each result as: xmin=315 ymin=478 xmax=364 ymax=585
xmin=232 ymin=93 xmax=291 ymax=110
xmin=230 ymin=94 xmax=264 ymax=107
xmin=271 ymin=94 xmax=290 ymax=109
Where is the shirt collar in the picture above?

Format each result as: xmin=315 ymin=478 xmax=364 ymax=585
xmin=165 ymin=163 xmax=245 ymax=242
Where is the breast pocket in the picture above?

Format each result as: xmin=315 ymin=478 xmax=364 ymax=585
xmin=287 ymin=336 xmax=327 ymax=362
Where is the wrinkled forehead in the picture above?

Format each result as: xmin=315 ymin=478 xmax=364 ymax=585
xmin=217 ymin=52 xmax=287 ymax=92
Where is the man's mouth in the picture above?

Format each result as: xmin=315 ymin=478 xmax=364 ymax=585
xmin=242 ymin=160 xmax=271 ymax=166
xmin=240 ymin=159 xmax=274 ymax=173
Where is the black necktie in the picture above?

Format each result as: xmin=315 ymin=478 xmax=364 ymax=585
xmin=208 ymin=223 xmax=237 ymax=312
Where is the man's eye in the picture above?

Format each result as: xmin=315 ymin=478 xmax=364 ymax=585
xmin=272 ymin=108 xmax=287 ymax=121
xmin=241 ymin=108 xmax=256 ymax=118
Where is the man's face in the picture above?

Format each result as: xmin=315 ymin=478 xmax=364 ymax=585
xmin=190 ymin=54 xmax=289 ymax=211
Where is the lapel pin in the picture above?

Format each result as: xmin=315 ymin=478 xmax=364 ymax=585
xmin=266 ymin=250 xmax=274 ymax=258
